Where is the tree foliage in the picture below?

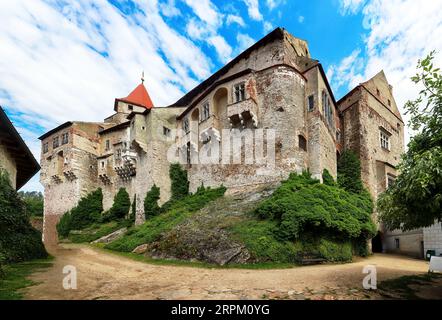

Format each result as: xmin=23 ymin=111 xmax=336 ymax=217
xmin=169 ymin=163 xmax=189 ymax=201
xmin=378 ymin=51 xmax=442 ymax=230
xmin=0 ymin=170 xmax=47 ymax=264
xmin=144 ymin=184 xmax=161 ymax=219
xmin=102 ymin=188 xmax=131 ymax=222
xmin=19 ymin=191 xmax=44 ymax=217
xmin=337 ymin=150 xmax=364 ymax=193
xmin=322 ymin=169 xmax=336 ymax=186
xmin=255 ymin=171 xmax=376 ymax=243
xmin=57 ymin=188 xmax=103 ymax=237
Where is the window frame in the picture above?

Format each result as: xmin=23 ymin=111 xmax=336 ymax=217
xmin=43 ymin=142 xmax=49 ymax=154
xmin=201 ymin=102 xmax=210 ymax=122
xmin=307 ymin=95 xmax=314 ymax=112
xmin=53 ymin=136 xmax=59 ymax=149
xmin=61 ymin=132 xmax=69 ymax=145
xmin=380 ymin=130 xmax=391 ymax=150
xmin=233 ymin=82 xmax=246 ymax=103
xmin=183 ymin=118 xmax=190 ymax=134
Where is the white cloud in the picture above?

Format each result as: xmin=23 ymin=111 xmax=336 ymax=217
xmin=183 ymin=0 xmax=222 ymax=28
xmin=159 ymin=0 xmax=180 ymax=17
xmin=339 ymin=0 xmax=366 ymax=15
xmin=0 ymin=0 xmax=217 ymax=191
xmin=298 ymin=15 xmax=305 ymax=23
xmin=236 ymin=33 xmax=256 ymax=52
xmin=186 ymin=18 xmax=209 ymax=40
xmin=243 ymin=0 xmax=263 ymax=21
xmin=266 ymin=0 xmax=286 ymax=11
xmin=327 ymin=49 xmax=364 ymax=92
xmin=333 ymin=0 xmax=442 ymax=145
xmin=226 ymin=14 xmax=246 ymax=27
xmin=208 ymin=36 xmax=233 ymax=63
xmin=263 ymin=21 xmax=273 ymax=34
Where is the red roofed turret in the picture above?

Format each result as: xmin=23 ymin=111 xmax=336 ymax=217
xmin=115 ymin=74 xmax=154 ymax=111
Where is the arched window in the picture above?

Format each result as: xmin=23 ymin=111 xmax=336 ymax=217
xmin=298 ymin=135 xmax=307 ymax=151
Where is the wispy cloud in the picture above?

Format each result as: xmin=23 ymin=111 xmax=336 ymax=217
xmin=243 ymin=0 xmax=263 ymax=21
xmin=226 ymin=14 xmax=246 ymax=27
xmin=236 ymin=33 xmax=256 ymax=52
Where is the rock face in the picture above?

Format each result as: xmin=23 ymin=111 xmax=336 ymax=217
xmin=146 ymin=185 xmax=275 ymax=265
xmin=92 ymin=228 xmax=127 ymax=244
xmin=132 ymin=244 xmax=149 ymax=254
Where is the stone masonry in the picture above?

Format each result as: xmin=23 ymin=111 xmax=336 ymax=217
xmin=39 ymin=28 xmax=421 ymax=250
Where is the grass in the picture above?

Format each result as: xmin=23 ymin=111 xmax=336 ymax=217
xmin=105 ymin=187 xmax=226 ymax=252
xmin=0 ymin=258 xmax=53 ymax=300
xmin=94 ymin=244 xmax=298 ymax=270
xmin=67 ymin=220 xmax=132 ymax=243
xmin=378 ymin=273 xmax=442 ymax=299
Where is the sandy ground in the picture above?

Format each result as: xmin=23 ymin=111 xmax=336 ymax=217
xmin=24 ymin=244 xmax=434 ymax=300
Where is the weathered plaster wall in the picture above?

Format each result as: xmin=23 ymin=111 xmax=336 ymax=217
xmin=0 ymin=143 xmax=17 ymax=189
xmin=423 ymin=222 xmax=442 ymax=256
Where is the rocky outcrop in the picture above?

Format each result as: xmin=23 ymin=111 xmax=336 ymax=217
xmin=92 ymin=228 xmax=127 ymax=244
xmin=145 ymin=185 xmax=276 ymax=265
xmin=132 ymin=244 xmax=149 ymax=254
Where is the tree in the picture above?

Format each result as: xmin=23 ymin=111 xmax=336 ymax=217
xmin=19 ymin=191 xmax=44 ymax=217
xmin=104 ymin=188 xmax=131 ymax=221
xmin=378 ymin=51 xmax=442 ymax=231
xmin=69 ymin=188 xmax=103 ymax=229
xmin=144 ymin=185 xmax=160 ymax=219
xmin=322 ymin=169 xmax=336 ymax=187
xmin=337 ymin=150 xmax=363 ymax=193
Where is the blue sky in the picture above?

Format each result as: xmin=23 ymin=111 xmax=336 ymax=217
xmin=0 ymin=0 xmax=441 ymax=192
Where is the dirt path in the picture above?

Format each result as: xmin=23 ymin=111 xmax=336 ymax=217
xmin=24 ymin=244 xmax=432 ymax=300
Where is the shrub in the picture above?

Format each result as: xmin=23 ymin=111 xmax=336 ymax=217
xmin=337 ymin=150 xmax=363 ymax=193
xmin=322 ymin=169 xmax=336 ymax=186
xmin=0 ymin=170 xmax=47 ymax=263
xmin=60 ymin=188 xmax=103 ymax=233
xmin=56 ymin=212 xmax=72 ymax=238
xmin=102 ymin=188 xmax=131 ymax=222
xmin=255 ymin=171 xmax=376 ymax=244
xmin=170 ymin=163 xmax=189 ymax=201
xmin=144 ymin=185 xmax=161 ymax=219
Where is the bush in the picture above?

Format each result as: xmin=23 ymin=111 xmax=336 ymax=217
xmin=106 ymin=186 xmax=226 ymax=252
xmin=255 ymin=171 xmax=376 ymax=243
xmin=0 ymin=170 xmax=47 ymax=263
xmin=170 ymin=163 xmax=189 ymax=201
xmin=56 ymin=212 xmax=72 ymax=238
xmin=144 ymin=185 xmax=161 ymax=219
xmin=57 ymin=188 xmax=103 ymax=236
xmin=337 ymin=150 xmax=363 ymax=193
xmin=322 ymin=169 xmax=336 ymax=186
xmin=19 ymin=192 xmax=44 ymax=217
xmin=102 ymin=188 xmax=131 ymax=222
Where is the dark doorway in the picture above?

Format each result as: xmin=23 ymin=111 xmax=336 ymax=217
xmin=372 ymin=232 xmax=383 ymax=253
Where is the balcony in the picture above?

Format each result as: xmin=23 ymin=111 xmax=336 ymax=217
xmin=227 ymin=98 xmax=258 ymax=129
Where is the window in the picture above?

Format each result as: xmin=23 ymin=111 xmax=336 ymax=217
xmin=183 ymin=118 xmax=190 ymax=134
xmin=380 ymin=130 xmax=390 ymax=150
xmin=101 ymin=161 xmax=105 ymax=168
xmin=128 ymin=105 xmax=133 ymax=111
xmin=43 ymin=142 xmax=49 ymax=153
xmin=395 ymin=238 xmax=400 ymax=249
xmin=234 ymin=83 xmax=246 ymax=103
xmin=53 ymin=136 xmax=59 ymax=148
xmin=163 ymin=126 xmax=171 ymax=137
xmin=376 ymin=88 xmax=380 ymax=96
xmin=61 ymin=132 xmax=69 ymax=145
xmin=388 ymin=99 xmax=391 ymax=107
xmin=322 ymin=90 xmax=334 ymax=127
xmin=201 ymin=102 xmax=210 ymax=121
xmin=307 ymin=95 xmax=314 ymax=112
xmin=298 ymin=135 xmax=307 ymax=151
xmin=105 ymin=140 xmax=110 ymax=151
xmin=186 ymin=142 xmax=191 ymax=165
xmin=387 ymin=174 xmax=396 ymax=189
xmin=115 ymin=149 xmax=122 ymax=160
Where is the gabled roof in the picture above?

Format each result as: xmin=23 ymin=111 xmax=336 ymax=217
xmin=115 ymin=83 xmax=154 ymax=110
xmin=0 ymin=106 xmax=40 ymax=190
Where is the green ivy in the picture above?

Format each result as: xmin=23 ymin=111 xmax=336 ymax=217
xmin=337 ymin=150 xmax=364 ymax=193
xmin=0 ymin=170 xmax=47 ymax=264
xmin=144 ymin=185 xmax=161 ymax=219
xmin=170 ymin=163 xmax=189 ymax=201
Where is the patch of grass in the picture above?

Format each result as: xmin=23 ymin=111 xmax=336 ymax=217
xmin=0 ymin=258 xmax=53 ymax=300
xmin=94 ymin=245 xmax=297 ymax=270
xmin=378 ymin=273 xmax=442 ymax=299
xmin=105 ymin=186 xmax=226 ymax=252
xmin=68 ymin=220 xmax=132 ymax=243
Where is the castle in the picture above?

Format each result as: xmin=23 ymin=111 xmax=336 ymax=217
xmin=39 ymin=28 xmax=406 ymax=251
